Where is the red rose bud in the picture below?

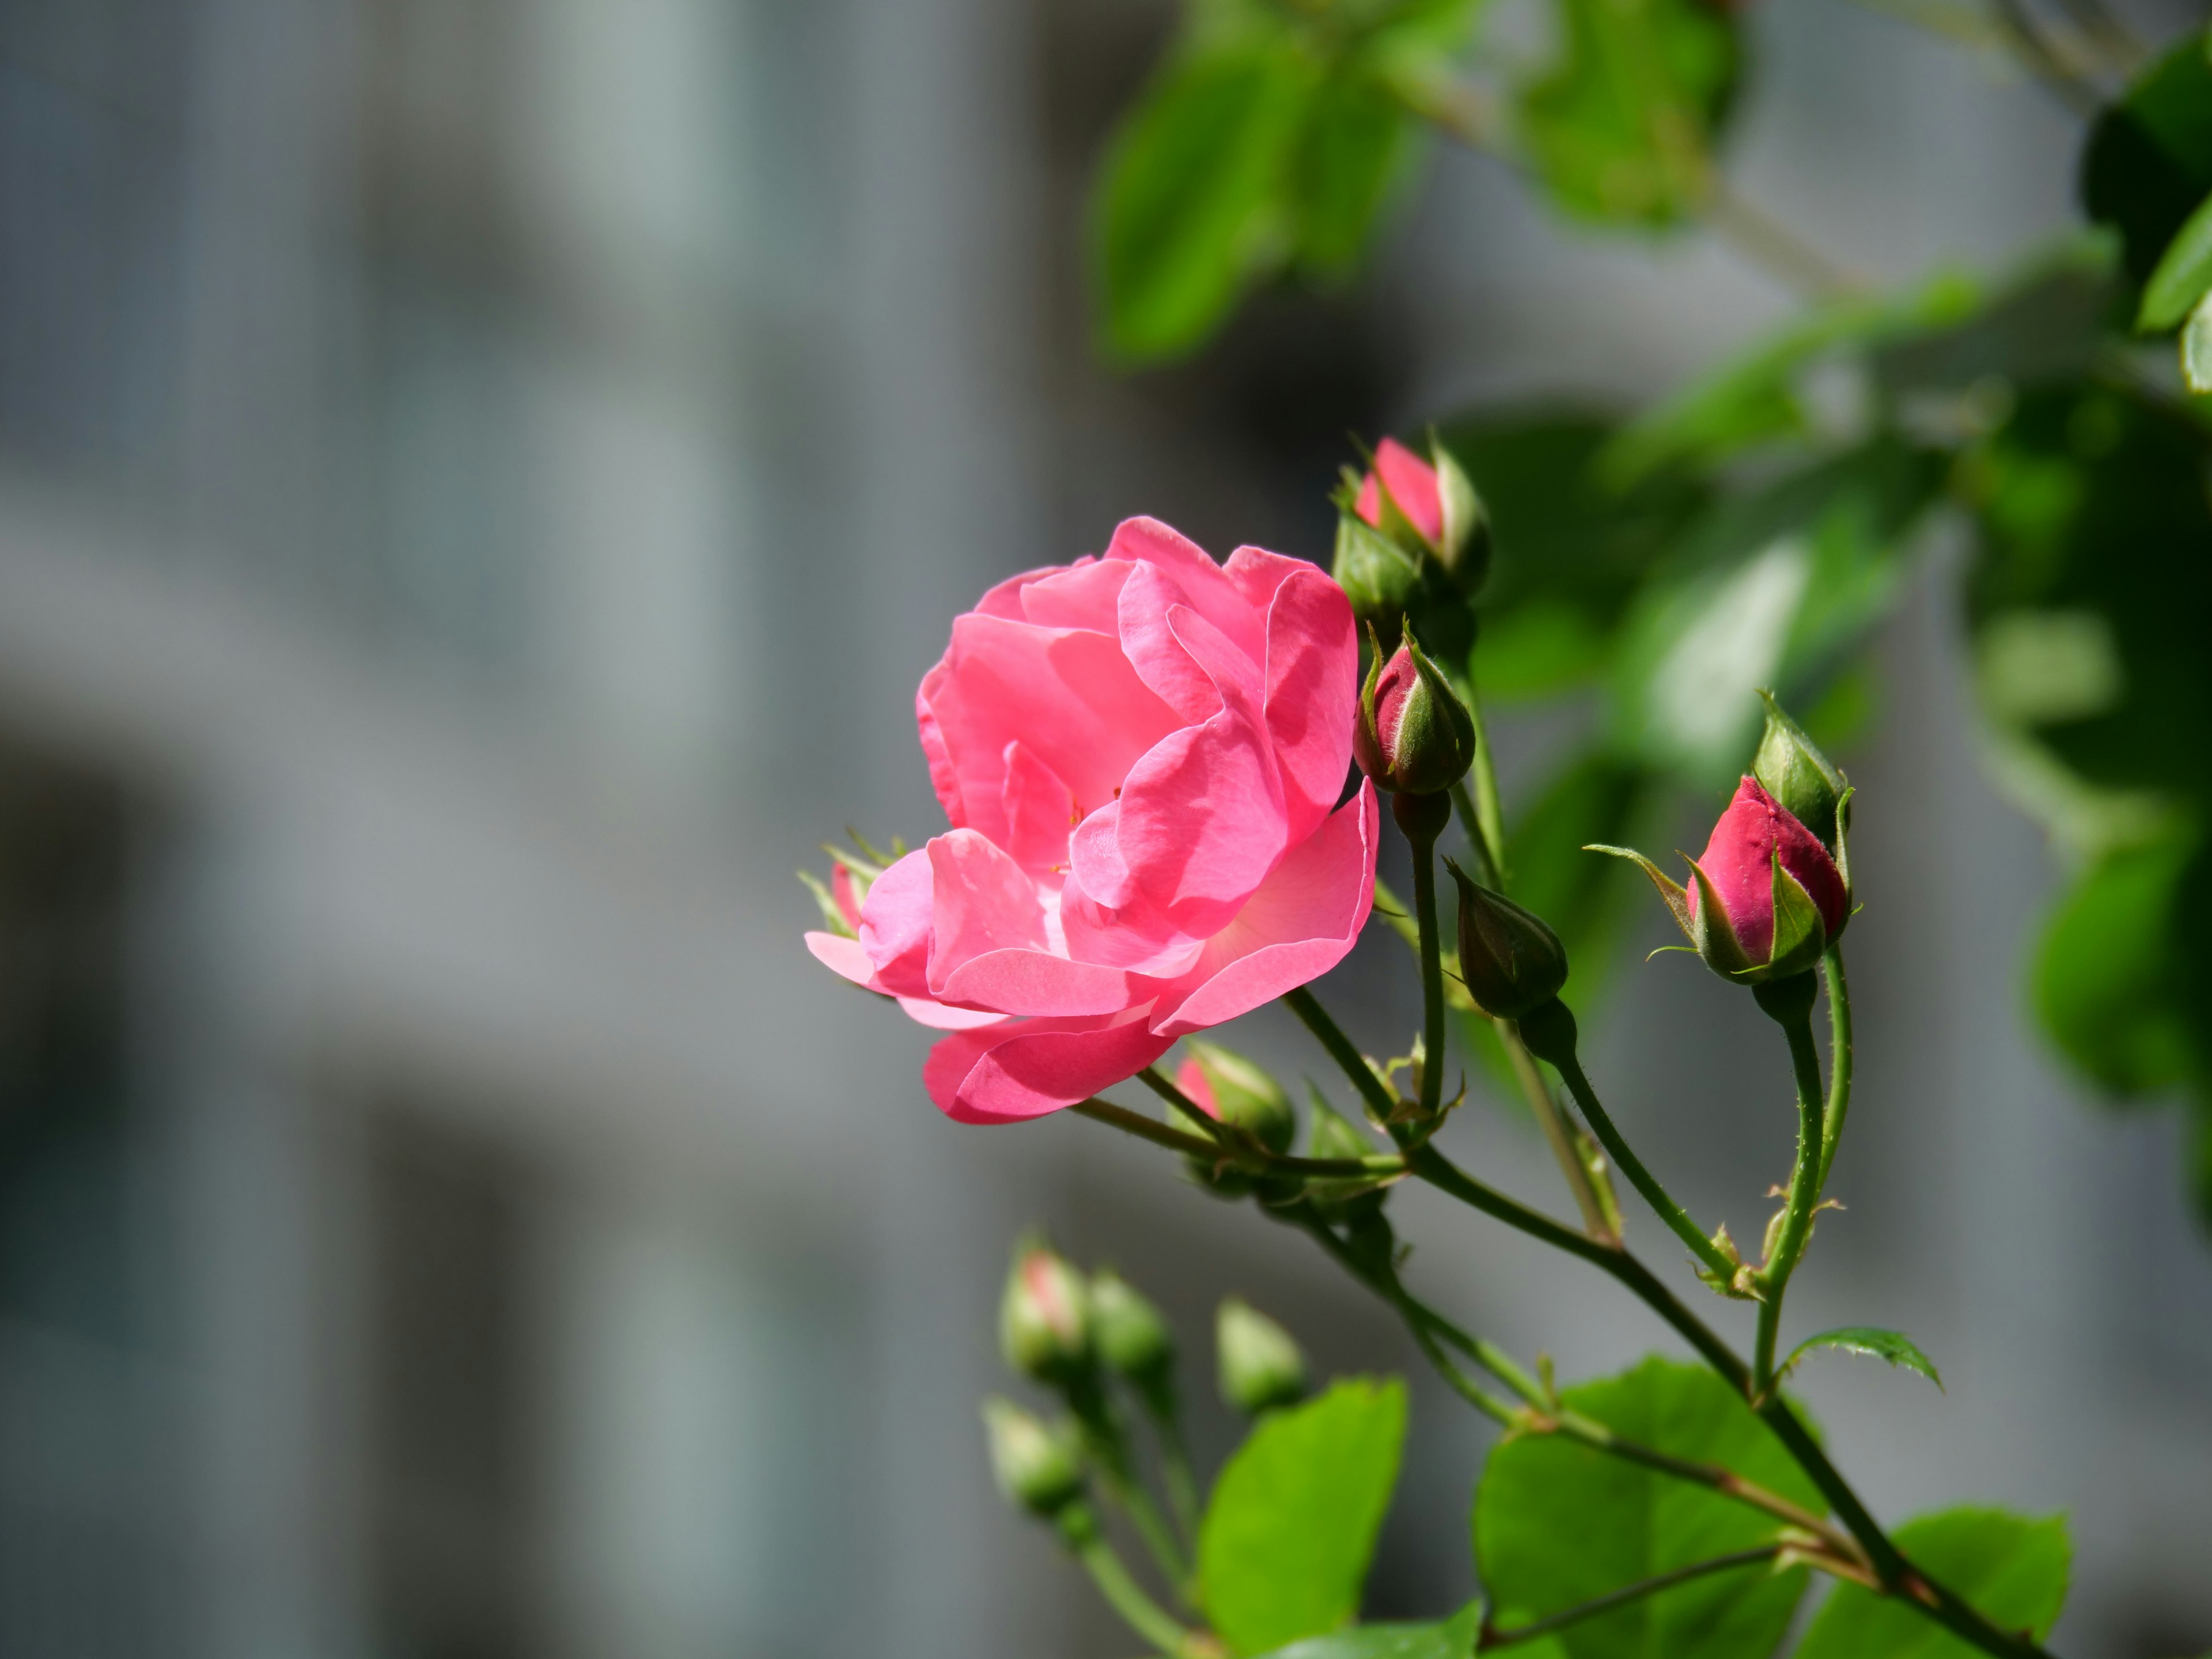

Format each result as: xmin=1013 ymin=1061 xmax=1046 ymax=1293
xmin=1354 ymin=626 xmax=1475 ymax=796
xmin=1446 ymin=859 xmax=1569 ymax=1018
xmin=1216 ymin=1297 xmax=1306 ymax=1416
xmin=982 ymin=1397 xmax=1085 ymax=1517
xmin=1752 ymin=690 xmax=1847 ymax=853
xmin=1089 ymin=1268 xmax=1174 ymax=1399
xmin=1178 ymin=1043 xmax=1296 ymax=1199
xmin=999 ymin=1238 xmax=1092 ymax=1384
xmin=1589 ymin=777 xmax=1850 ymax=984
xmin=1354 ymin=435 xmax=1490 ymax=596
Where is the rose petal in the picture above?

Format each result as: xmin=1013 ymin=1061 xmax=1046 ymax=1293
xmin=1111 ymin=706 xmax=1286 ymax=934
xmin=923 ymin=1010 xmax=1175 ymax=1123
xmin=1000 ymin=741 xmax=1081 ymax=874
xmin=898 ymin=996 xmax=1015 ymax=1031
xmin=926 ymin=830 xmax=1048 ymax=989
xmin=1106 ymin=517 xmax=1266 ymax=669
xmin=1153 ymin=783 xmax=1377 ymax=1036
xmin=1374 ymin=437 xmax=1443 ymax=545
xmin=1260 ymin=565 xmax=1358 ymax=846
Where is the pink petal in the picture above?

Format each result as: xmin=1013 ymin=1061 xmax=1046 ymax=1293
xmin=1057 ymin=849 xmax=1207 ymax=974
xmin=1106 ymin=517 xmax=1266 ymax=670
xmin=830 ymin=863 xmax=862 ymax=929
xmin=1017 ymin=556 xmax=1129 ymax=632
xmin=1688 ymin=777 xmax=1847 ymax=959
xmin=926 ymin=831 xmax=1048 ymax=990
xmin=1354 ymin=471 xmax=1385 ymax=528
xmin=1110 ymin=706 xmax=1286 ymax=935
xmin=935 ymin=947 xmax=1139 ymax=1018
xmin=1153 ymin=783 xmax=1378 ymax=1036
xmin=916 ymin=667 xmax=965 ymax=827
xmin=1374 ymin=437 xmax=1444 ymax=546
xmin=1000 ymin=741 xmax=1081 ymax=874
xmin=897 ymin=997 xmax=1014 ymax=1031
xmin=923 ymin=1010 xmax=1176 ymax=1123
xmin=923 ymin=611 xmax=1181 ymax=844
xmin=806 ymin=929 xmax=885 ymax=990
xmin=1260 ymin=565 xmax=1358 ymax=846
xmin=857 ymin=849 xmax=934 ymax=998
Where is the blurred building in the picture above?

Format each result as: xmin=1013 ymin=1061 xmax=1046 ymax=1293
xmin=0 ymin=1 xmax=2206 ymax=1657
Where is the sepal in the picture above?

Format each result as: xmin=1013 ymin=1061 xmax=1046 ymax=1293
xmin=1586 ymin=843 xmax=1693 ymax=939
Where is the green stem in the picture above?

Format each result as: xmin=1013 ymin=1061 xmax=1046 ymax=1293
xmin=1156 ymin=1418 xmax=1202 ymax=1549
xmin=1521 ymin=1005 xmax=1737 ymax=1284
xmin=1139 ymin=1065 xmax=1225 ymax=1141
xmin=1408 ymin=813 xmax=1448 ymax=1121
xmin=1460 ymin=685 xmax=1509 ymax=888
xmin=1753 ymin=979 xmax=1829 ymax=1396
xmin=1450 ymin=782 xmax=1501 ymax=889
xmin=1502 ymin=1019 xmax=1620 ymax=1241
xmin=1064 ymin=1509 xmax=1199 ymax=1656
xmin=1071 ymin=1096 xmax=1400 ymax=1179
xmin=1816 ymin=945 xmax=1853 ymax=1191
xmin=1482 ymin=1547 xmax=1783 ymax=1649
xmin=1071 ymin=1382 xmax=1193 ymax=1596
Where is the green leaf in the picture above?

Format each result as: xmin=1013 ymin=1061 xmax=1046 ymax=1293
xmin=1200 ymin=1377 xmax=1409 ymax=1656
xmin=1796 ymin=1508 xmax=2071 ymax=1659
xmin=1293 ymin=75 xmax=1425 ymax=278
xmin=2081 ymin=26 xmax=2212 ymax=286
xmin=1606 ymin=438 xmax=1944 ymax=784
xmin=1781 ymin=1326 xmax=1944 ymax=1390
xmin=2138 ymin=188 xmax=2212 ymax=330
xmin=1517 ymin=0 xmax=1740 ymax=228
xmin=2186 ymin=289 xmax=2212 ymax=393
xmin=1472 ymin=1355 xmax=1827 ymax=1659
xmin=1092 ymin=35 xmax=1316 ymax=363
xmin=2032 ymin=830 xmax=2200 ymax=1097
xmin=1256 ymin=1600 xmax=1496 ymax=1659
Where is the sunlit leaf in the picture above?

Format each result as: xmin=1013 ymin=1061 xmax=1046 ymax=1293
xmin=1473 ymin=1356 xmax=1825 ymax=1659
xmin=2032 ymin=830 xmax=2200 ymax=1097
xmin=1795 ymin=1508 xmax=2070 ymax=1659
xmin=1781 ymin=1326 xmax=1944 ymax=1389
xmin=1092 ymin=33 xmax=1315 ymax=363
xmin=2137 ymin=187 xmax=2212 ymax=330
xmin=1200 ymin=1377 xmax=1408 ymax=1656
xmin=1516 ymin=0 xmax=1740 ymax=228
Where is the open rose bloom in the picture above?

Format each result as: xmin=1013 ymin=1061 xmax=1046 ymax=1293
xmin=807 ymin=518 xmax=1378 ymax=1123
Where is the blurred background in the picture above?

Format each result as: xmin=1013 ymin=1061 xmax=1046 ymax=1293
xmin=0 ymin=0 xmax=2207 ymax=1656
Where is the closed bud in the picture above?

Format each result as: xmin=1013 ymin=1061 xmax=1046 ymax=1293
xmin=1000 ymin=1238 xmax=1092 ymax=1385
xmin=1354 ymin=626 xmax=1476 ymax=796
xmin=1089 ymin=1268 xmax=1173 ymax=1396
xmin=1752 ymin=691 xmax=1846 ymax=852
xmin=1305 ymin=1091 xmax=1389 ymax=1224
xmin=1217 ymin=1297 xmax=1307 ymax=1416
xmin=981 ymin=1397 xmax=1085 ymax=1517
xmin=1177 ymin=1044 xmax=1296 ymax=1198
xmin=1446 ymin=860 xmax=1570 ymax=1018
xmin=1351 ymin=435 xmax=1492 ymax=596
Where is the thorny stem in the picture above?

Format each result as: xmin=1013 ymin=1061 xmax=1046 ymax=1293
xmin=1400 ymin=794 xmax=1452 ymax=1122
xmin=1275 ymin=988 xmax=2064 ymax=1659
xmin=1529 ymin=1014 xmax=1740 ymax=1285
xmin=1070 ymin=1096 xmax=1401 ymax=1179
xmin=1482 ymin=1547 xmax=1785 ymax=1648
xmin=1285 ymin=1203 xmax=1869 ymax=1566
xmin=1071 ymin=1380 xmax=1194 ymax=1596
xmin=1752 ymin=976 xmax=1829 ymax=1397
xmin=1503 ymin=1021 xmax=1620 ymax=1241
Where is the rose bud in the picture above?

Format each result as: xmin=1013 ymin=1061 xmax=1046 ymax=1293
xmin=1177 ymin=1043 xmax=1296 ymax=1199
xmin=981 ymin=1397 xmax=1085 ymax=1517
xmin=1216 ymin=1297 xmax=1307 ymax=1416
xmin=1446 ymin=859 xmax=1570 ymax=1018
xmin=1591 ymin=778 xmax=1850 ymax=984
xmin=1089 ymin=1268 xmax=1174 ymax=1402
xmin=1354 ymin=625 xmax=1476 ymax=796
xmin=1354 ymin=434 xmax=1491 ymax=596
xmin=1331 ymin=512 xmax=1426 ymax=652
xmin=999 ymin=1238 xmax=1092 ymax=1385
xmin=1304 ymin=1091 xmax=1390 ymax=1224
xmin=1752 ymin=690 xmax=1847 ymax=853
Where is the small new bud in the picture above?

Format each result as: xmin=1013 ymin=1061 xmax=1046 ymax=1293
xmin=1305 ymin=1092 xmax=1389 ymax=1224
xmin=1217 ymin=1297 xmax=1307 ymax=1416
xmin=981 ymin=1397 xmax=1085 ymax=1517
xmin=1446 ymin=861 xmax=1570 ymax=1018
xmin=999 ymin=1238 xmax=1091 ymax=1385
xmin=1089 ymin=1269 xmax=1173 ymax=1397
xmin=1354 ymin=626 xmax=1476 ymax=796
xmin=1752 ymin=691 xmax=1846 ymax=852
xmin=1352 ymin=435 xmax=1491 ymax=596
xmin=1180 ymin=1043 xmax=1294 ymax=1152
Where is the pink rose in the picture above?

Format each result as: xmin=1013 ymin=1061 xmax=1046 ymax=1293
xmin=1687 ymin=777 xmax=1849 ymax=970
xmin=1354 ymin=437 xmax=1445 ymax=548
xmin=808 ymin=518 xmax=1378 ymax=1123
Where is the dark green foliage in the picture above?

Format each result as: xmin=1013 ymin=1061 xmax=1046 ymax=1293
xmin=1473 ymin=1357 xmax=1825 ymax=1659
xmin=2081 ymin=27 xmax=2212 ymax=285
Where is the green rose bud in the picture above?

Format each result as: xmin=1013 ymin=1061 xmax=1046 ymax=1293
xmin=981 ymin=1397 xmax=1085 ymax=1517
xmin=1089 ymin=1268 xmax=1173 ymax=1400
xmin=999 ymin=1238 xmax=1091 ymax=1385
xmin=1217 ymin=1297 xmax=1307 ymax=1416
xmin=1354 ymin=625 xmax=1476 ymax=796
xmin=1446 ymin=859 xmax=1570 ymax=1018
xmin=1752 ymin=690 xmax=1847 ymax=852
